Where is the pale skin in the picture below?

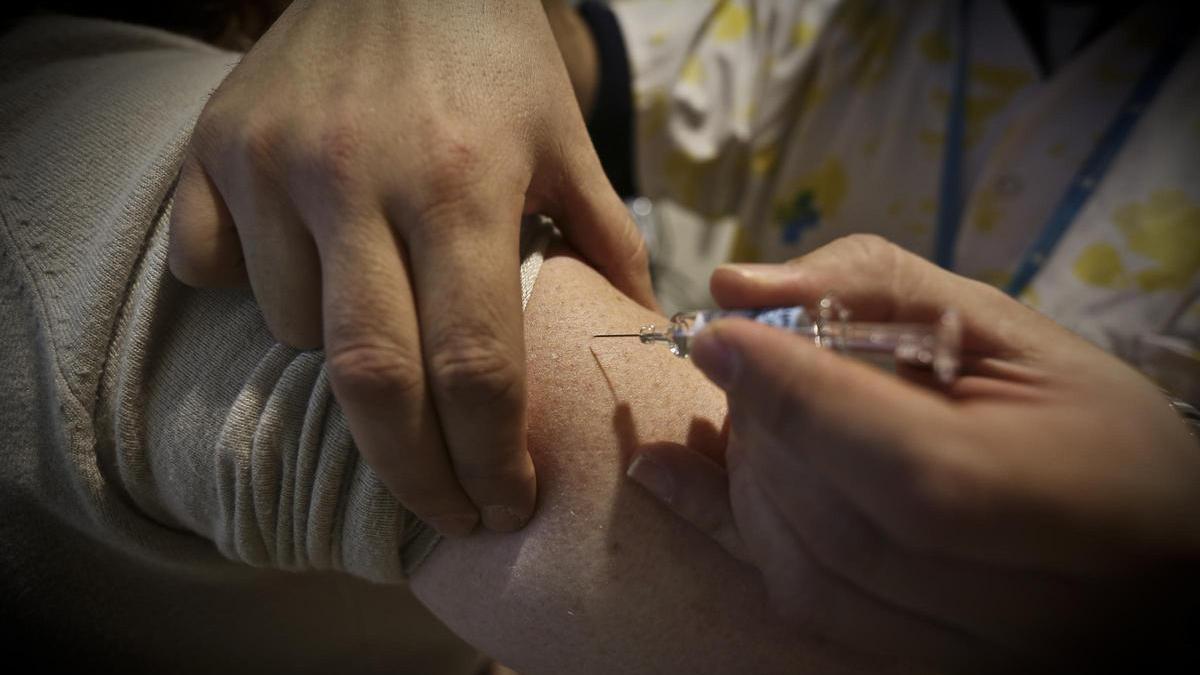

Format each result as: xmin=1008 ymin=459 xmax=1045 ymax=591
xmin=408 ymin=247 xmax=906 ymax=675
xmin=168 ymin=0 xmax=646 ymax=537
xmin=628 ymin=235 xmax=1200 ymax=671
xmin=159 ymin=2 xmax=1200 ymax=669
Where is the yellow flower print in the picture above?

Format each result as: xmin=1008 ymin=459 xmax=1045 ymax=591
xmin=976 ymin=269 xmax=1013 ymax=289
xmin=772 ymin=158 xmax=847 ymax=243
xmin=962 ymin=94 xmax=1009 ymax=146
xmin=661 ymin=149 xmax=739 ymax=219
xmin=729 ymin=226 xmax=762 ymax=263
xmin=1073 ymin=242 xmax=1125 ymax=287
xmin=834 ymin=0 xmax=899 ymax=85
xmin=801 ymin=159 xmax=846 ymax=215
xmin=740 ymin=99 xmax=759 ymax=125
xmin=681 ymin=55 xmax=705 ymax=85
xmin=931 ymin=64 xmax=1034 ymax=147
xmin=662 ymin=149 xmax=711 ymax=214
xmin=1019 ymin=286 xmax=1041 ymax=308
xmin=711 ymin=1 xmax=751 ymax=43
xmin=1114 ymin=189 xmax=1200 ymax=292
xmin=750 ymin=144 xmax=778 ymax=175
xmin=638 ymin=89 xmax=670 ymax=139
xmin=792 ymin=20 xmax=816 ymax=48
xmin=970 ymin=184 xmax=1002 ymax=233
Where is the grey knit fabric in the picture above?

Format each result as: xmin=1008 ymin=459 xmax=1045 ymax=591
xmin=0 ymin=14 xmax=543 ymax=671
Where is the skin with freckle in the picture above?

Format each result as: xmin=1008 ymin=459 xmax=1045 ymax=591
xmin=411 ymin=253 xmax=910 ymax=675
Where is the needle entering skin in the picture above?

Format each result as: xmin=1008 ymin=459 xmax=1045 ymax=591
xmin=588 ymin=344 xmax=620 ymax=402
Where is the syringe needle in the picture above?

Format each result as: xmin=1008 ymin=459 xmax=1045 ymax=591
xmin=592 ymin=333 xmax=642 ymax=338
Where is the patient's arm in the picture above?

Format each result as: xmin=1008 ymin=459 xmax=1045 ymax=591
xmin=411 ymin=253 xmax=890 ymax=674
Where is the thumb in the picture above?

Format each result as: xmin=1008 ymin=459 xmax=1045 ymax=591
xmin=709 ymin=234 xmax=1048 ymax=357
xmin=689 ymin=318 xmax=967 ymax=544
xmin=537 ymin=147 xmax=659 ymax=311
xmin=168 ymin=154 xmax=247 ymax=288
xmin=627 ymin=443 xmax=748 ymax=561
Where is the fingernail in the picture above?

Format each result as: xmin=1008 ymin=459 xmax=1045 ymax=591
xmin=690 ymin=328 xmax=740 ymax=389
xmin=626 ymin=455 xmax=675 ymax=505
xmin=482 ymin=505 xmax=529 ymax=532
xmin=427 ymin=513 xmax=479 ymax=537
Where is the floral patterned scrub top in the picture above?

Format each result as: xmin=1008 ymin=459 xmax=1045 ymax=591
xmin=606 ymin=0 xmax=1200 ymax=401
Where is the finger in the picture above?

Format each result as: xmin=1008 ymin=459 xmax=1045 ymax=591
xmin=690 ymin=317 xmax=991 ymax=558
xmin=405 ymin=196 xmax=536 ymax=533
xmin=534 ymin=133 xmax=658 ymax=311
xmin=200 ymin=141 xmax=325 ymax=348
xmin=236 ymin=197 xmax=325 ymax=349
xmin=318 ymin=213 xmax=480 ymax=537
xmin=168 ymin=154 xmax=248 ymax=288
xmin=709 ymin=234 xmax=1050 ymax=356
xmin=626 ymin=443 xmax=748 ymax=561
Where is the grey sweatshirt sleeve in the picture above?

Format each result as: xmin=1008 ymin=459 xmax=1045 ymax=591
xmin=100 ymin=225 xmax=440 ymax=580
xmin=0 ymin=15 xmax=545 ymax=583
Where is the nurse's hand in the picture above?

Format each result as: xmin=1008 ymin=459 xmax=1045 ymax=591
xmin=167 ymin=0 xmax=655 ymax=536
xmin=627 ymin=235 xmax=1200 ymax=670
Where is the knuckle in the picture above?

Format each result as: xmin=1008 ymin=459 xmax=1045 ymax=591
xmin=840 ymin=233 xmax=904 ymax=278
xmin=427 ymin=328 xmax=522 ymax=410
xmin=427 ymin=132 xmax=482 ymax=187
xmin=238 ymin=112 xmax=285 ymax=171
xmin=191 ymin=97 xmax=237 ymax=154
xmin=413 ymin=131 xmax=490 ymax=217
xmin=309 ymin=113 xmax=369 ymax=189
xmin=326 ymin=341 xmax=424 ymax=402
xmin=840 ymin=233 xmax=896 ymax=260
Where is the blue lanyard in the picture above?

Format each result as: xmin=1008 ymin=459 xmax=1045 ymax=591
xmin=933 ymin=0 xmax=971 ymax=273
xmin=933 ymin=0 xmax=1191 ymax=297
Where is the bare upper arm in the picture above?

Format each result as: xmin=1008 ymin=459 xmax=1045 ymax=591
xmin=410 ymin=253 xmax=888 ymax=674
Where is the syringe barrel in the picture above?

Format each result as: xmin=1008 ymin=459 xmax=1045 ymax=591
xmin=665 ymin=305 xmax=961 ymax=382
xmin=667 ymin=307 xmax=817 ymax=357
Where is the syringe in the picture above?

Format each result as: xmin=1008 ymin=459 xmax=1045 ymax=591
xmin=592 ymin=295 xmax=962 ymax=383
